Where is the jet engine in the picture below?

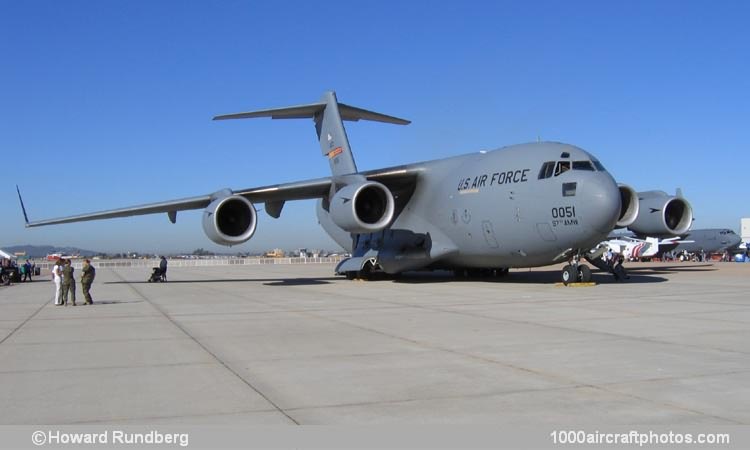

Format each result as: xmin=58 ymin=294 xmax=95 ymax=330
xmin=329 ymin=181 xmax=395 ymax=233
xmin=628 ymin=190 xmax=693 ymax=237
xmin=202 ymin=195 xmax=258 ymax=245
xmin=616 ymin=184 xmax=639 ymax=227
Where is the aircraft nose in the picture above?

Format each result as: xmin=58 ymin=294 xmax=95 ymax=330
xmin=579 ymin=173 xmax=621 ymax=236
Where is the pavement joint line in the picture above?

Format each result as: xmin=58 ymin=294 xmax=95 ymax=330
xmin=6 ymin=336 xmax=195 ymax=347
xmin=60 ymin=407 xmax=293 ymax=425
xmin=215 ymin=348 xmax=440 ymax=365
xmin=0 ymin=294 xmax=53 ymax=347
xmin=281 ymin=384 xmax=591 ymax=413
xmin=598 ymin=367 xmax=750 ymax=388
xmin=279 ymin=381 xmax=737 ymax=423
xmin=0 ymin=361 xmax=217 ymax=376
xmin=111 ymin=268 xmax=301 ymax=425
xmin=167 ymin=305 xmax=412 ymax=318
xmin=417 ymin=301 xmax=750 ymax=359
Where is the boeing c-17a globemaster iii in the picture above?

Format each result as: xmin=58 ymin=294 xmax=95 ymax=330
xmin=18 ymin=91 xmax=693 ymax=283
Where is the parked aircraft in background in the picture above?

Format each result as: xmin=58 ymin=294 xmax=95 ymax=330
xmin=17 ymin=91 xmax=693 ymax=284
xmin=663 ymin=228 xmax=741 ymax=255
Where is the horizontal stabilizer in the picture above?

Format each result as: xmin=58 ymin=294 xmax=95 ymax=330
xmin=214 ymin=102 xmax=410 ymax=125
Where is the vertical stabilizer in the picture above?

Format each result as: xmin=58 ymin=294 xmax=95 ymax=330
xmin=315 ymin=91 xmax=357 ymax=177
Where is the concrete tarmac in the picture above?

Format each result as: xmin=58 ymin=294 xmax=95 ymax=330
xmin=0 ymin=262 xmax=748 ymax=425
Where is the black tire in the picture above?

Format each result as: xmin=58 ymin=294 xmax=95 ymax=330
xmin=561 ymin=265 xmax=575 ymax=285
xmin=358 ymin=261 xmax=375 ymax=281
xmin=1 ymin=273 xmax=9 ymax=286
xmin=578 ymin=265 xmax=592 ymax=282
xmin=345 ymin=271 xmax=356 ymax=280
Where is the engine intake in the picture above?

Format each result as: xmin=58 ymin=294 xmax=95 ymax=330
xmin=628 ymin=190 xmax=693 ymax=237
xmin=329 ymin=181 xmax=395 ymax=233
xmin=616 ymin=184 xmax=639 ymax=227
xmin=202 ymin=195 xmax=257 ymax=245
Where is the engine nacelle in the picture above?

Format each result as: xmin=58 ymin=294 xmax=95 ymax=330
xmin=616 ymin=184 xmax=639 ymax=227
xmin=329 ymin=181 xmax=395 ymax=233
xmin=201 ymin=195 xmax=257 ymax=246
xmin=628 ymin=190 xmax=693 ymax=237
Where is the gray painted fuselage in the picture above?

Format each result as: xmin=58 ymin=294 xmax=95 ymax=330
xmin=318 ymin=142 xmax=621 ymax=272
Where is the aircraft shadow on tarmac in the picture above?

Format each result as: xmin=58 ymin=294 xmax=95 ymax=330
xmin=105 ymin=277 xmax=338 ymax=286
xmin=103 ymin=269 xmax=685 ymax=286
xmin=623 ymin=263 xmax=717 ymax=276
xmin=368 ymin=269 xmax=670 ymax=284
xmin=89 ymin=299 xmax=145 ymax=305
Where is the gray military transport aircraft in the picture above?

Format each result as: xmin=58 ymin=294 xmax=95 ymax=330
xmin=662 ymin=228 xmax=741 ymax=255
xmin=17 ymin=91 xmax=693 ymax=283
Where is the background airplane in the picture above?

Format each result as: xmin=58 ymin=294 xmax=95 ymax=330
xmin=18 ymin=91 xmax=693 ymax=284
xmin=662 ymin=228 xmax=741 ymax=255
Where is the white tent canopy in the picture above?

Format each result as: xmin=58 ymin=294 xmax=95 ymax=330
xmin=0 ymin=249 xmax=16 ymax=260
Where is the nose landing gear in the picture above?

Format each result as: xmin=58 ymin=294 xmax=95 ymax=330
xmin=561 ymin=254 xmax=592 ymax=285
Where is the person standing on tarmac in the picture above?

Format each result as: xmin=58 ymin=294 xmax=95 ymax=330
xmin=61 ymin=259 xmax=77 ymax=306
xmin=19 ymin=262 xmax=27 ymax=282
xmin=159 ymin=256 xmax=168 ymax=281
xmin=80 ymin=259 xmax=95 ymax=305
xmin=52 ymin=259 xmax=64 ymax=305
xmin=23 ymin=260 xmax=32 ymax=282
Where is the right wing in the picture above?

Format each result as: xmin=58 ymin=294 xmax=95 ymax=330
xmin=21 ymin=177 xmax=332 ymax=228
xmin=20 ymin=166 xmax=422 ymax=227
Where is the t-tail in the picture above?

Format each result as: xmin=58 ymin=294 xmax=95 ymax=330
xmin=213 ymin=91 xmax=410 ymax=178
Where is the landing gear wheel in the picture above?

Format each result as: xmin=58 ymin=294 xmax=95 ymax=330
xmin=578 ymin=264 xmax=592 ymax=283
xmin=561 ymin=265 xmax=575 ymax=285
xmin=357 ymin=260 xmax=375 ymax=280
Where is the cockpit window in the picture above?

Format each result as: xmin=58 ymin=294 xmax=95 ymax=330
xmin=538 ymin=161 xmax=555 ymax=179
xmin=555 ymin=161 xmax=570 ymax=176
xmin=540 ymin=159 xmax=601 ymax=179
xmin=572 ymin=161 xmax=595 ymax=171
xmin=592 ymin=159 xmax=606 ymax=171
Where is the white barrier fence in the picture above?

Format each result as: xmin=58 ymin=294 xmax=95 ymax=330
xmin=35 ymin=256 xmax=345 ymax=272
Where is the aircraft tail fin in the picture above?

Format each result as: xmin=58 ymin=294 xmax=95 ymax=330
xmin=214 ymin=91 xmax=410 ymax=177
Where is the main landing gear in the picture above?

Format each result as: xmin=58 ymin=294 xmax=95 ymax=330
xmin=561 ymin=254 xmax=592 ymax=285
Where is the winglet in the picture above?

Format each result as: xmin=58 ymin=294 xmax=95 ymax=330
xmin=16 ymin=185 xmax=30 ymax=226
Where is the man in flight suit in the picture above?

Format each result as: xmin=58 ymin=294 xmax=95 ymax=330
xmin=61 ymin=259 xmax=77 ymax=306
xmin=81 ymin=259 xmax=95 ymax=305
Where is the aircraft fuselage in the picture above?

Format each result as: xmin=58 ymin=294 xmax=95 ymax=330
xmin=319 ymin=142 xmax=622 ymax=273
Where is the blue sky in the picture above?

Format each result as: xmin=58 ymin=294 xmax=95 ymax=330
xmin=2 ymin=1 xmax=748 ymax=253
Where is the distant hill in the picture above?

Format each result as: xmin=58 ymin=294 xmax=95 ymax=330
xmin=0 ymin=245 xmax=98 ymax=259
